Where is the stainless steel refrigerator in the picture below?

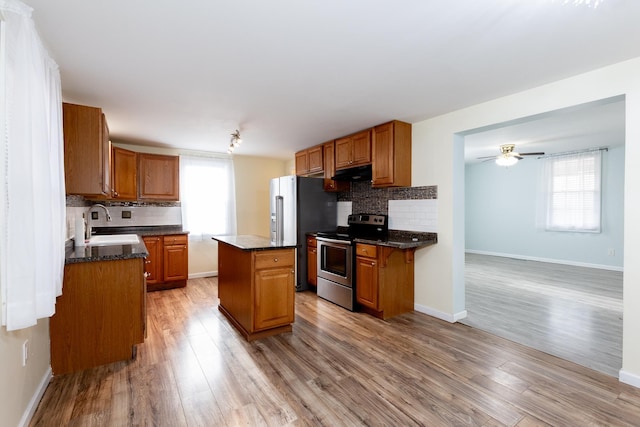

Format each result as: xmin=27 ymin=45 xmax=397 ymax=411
xmin=270 ymin=175 xmax=338 ymax=291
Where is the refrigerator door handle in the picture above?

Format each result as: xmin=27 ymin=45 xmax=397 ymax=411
xmin=275 ymin=195 xmax=284 ymax=245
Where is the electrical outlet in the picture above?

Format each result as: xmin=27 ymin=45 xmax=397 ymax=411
xmin=607 ymin=248 xmax=615 ymax=256
xmin=22 ymin=340 xmax=29 ymax=367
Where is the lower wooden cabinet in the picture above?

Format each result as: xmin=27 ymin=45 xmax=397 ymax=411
xmin=307 ymin=236 xmax=317 ymax=286
xmin=218 ymin=242 xmax=295 ymax=341
xmin=143 ymin=233 xmax=188 ymax=291
xmin=50 ymin=258 xmax=145 ymax=375
xmin=355 ymin=242 xmax=416 ymax=320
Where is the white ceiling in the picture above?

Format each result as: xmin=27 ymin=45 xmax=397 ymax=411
xmin=22 ymin=0 xmax=640 ymax=159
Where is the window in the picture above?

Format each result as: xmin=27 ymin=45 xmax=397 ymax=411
xmin=538 ymin=150 xmax=602 ymax=232
xmin=179 ymin=155 xmax=237 ymax=240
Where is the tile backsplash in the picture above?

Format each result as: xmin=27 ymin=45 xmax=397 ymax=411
xmin=338 ymin=182 xmax=438 ymax=232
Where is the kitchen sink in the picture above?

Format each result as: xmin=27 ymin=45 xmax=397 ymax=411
xmin=87 ymin=234 xmax=140 ymax=246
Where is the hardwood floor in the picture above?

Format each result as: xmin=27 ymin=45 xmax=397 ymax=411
xmin=31 ymin=276 xmax=640 ymax=426
xmin=462 ymin=253 xmax=623 ymax=377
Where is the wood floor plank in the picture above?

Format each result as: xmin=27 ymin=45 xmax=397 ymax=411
xmin=463 ymin=253 xmax=622 ymax=377
xmin=30 ymin=277 xmax=640 ymax=426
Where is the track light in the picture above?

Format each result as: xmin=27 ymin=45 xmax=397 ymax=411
xmin=227 ymin=129 xmax=242 ymax=154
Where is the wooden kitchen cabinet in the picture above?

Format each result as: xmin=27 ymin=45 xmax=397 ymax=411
xmin=307 ymin=236 xmax=318 ymax=286
xmin=355 ymin=242 xmax=416 ymax=320
xmin=295 ymin=145 xmax=324 ymax=176
xmin=322 ymin=141 xmax=349 ymax=192
xmin=372 ymin=120 xmax=412 ymax=188
xmin=335 ymin=129 xmax=371 ymax=170
xmin=50 ymin=258 xmax=145 ymax=375
xmin=163 ymin=234 xmax=188 ymax=282
xmin=218 ymin=242 xmax=295 ymax=341
xmin=63 ymin=102 xmax=112 ymax=197
xmin=142 ymin=236 xmax=162 ymax=285
xmin=138 ymin=153 xmax=180 ymax=200
xmin=142 ymin=234 xmax=188 ymax=291
xmin=111 ymin=146 xmax=138 ymax=200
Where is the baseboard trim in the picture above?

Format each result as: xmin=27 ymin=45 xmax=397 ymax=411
xmin=188 ymin=271 xmax=218 ymax=279
xmin=619 ymin=369 xmax=640 ymax=389
xmin=20 ymin=366 xmax=52 ymax=427
xmin=414 ymin=303 xmax=467 ymax=323
xmin=465 ymin=249 xmax=623 ymax=272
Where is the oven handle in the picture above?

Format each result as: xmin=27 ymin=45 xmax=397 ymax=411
xmin=316 ymin=237 xmax=352 ymax=245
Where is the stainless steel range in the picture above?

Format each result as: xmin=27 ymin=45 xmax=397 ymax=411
xmin=315 ymin=214 xmax=388 ymax=310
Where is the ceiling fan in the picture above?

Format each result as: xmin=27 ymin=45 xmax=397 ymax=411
xmin=478 ymin=144 xmax=545 ymax=166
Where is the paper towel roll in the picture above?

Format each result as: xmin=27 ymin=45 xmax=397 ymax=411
xmin=75 ymin=216 xmax=85 ymax=247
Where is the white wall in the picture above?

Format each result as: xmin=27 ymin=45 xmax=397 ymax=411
xmin=0 ymin=320 xmax=51 ymax=427
xmin=465 ymin=145 xmax=624 ymax=269
xmin=411 ymin=57 xmax=640 ymax=386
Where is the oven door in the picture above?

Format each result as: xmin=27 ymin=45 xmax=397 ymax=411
xmin=316 ymin=237 xmax=353 ymax=288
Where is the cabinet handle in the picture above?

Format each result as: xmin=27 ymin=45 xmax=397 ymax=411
xmin=144 ymin=272 xmax=150 ymax=278
xmin=274 ymin=258 xmax=279 ymax=262
xmin=113 ymin=191 xmax=119 ymax=197
xmin=145 ymin=260 xmax=151 ymax=264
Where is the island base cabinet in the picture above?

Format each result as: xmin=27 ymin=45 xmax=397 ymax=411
xmin=50 ymin=258 xmax=145 ymax=375
xmin=218 ymin=242 xmax=295 ymax=341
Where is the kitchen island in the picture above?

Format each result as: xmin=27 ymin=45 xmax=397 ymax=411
xmin=213 ymin=235 xmax=296 ymax=341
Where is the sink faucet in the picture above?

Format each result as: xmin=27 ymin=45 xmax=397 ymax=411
xmin=86 ymin=204 xmax=112 ymax=239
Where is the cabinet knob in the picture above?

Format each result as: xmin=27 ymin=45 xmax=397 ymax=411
xmin=274 ymin=258 xmax=279 ymax=262
xmin=145 ymin=260 xmax=151 ymax=264
xmin=113 ymin=191 xmax=119 ymax=197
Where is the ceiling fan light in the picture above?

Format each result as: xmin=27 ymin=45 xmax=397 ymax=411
xmin=496 ymin=155 xmax=518 ymax=167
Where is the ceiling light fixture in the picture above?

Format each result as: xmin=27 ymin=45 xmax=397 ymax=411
xmin=495 ymin=155 xmax=518 ymax=167
xmin=227 ymin=129 xmax=242 ymax=154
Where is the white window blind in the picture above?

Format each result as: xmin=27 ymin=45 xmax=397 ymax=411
xmin=538 ymin=150 xmax=602 ymax=233
xmin=179 ymin=155 xmax=237 ymax=240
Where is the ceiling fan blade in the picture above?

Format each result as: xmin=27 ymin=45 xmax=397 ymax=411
xmin=519 ymin=152 xmax=545 ymax=156
xmin=514 ymin=155 xmax=523 ymax=160
xmin=476 ymin=155 xmax=498 ymax=160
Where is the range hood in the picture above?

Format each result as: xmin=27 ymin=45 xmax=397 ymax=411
xmin=331 ymin=164 xmax=372 ymax=182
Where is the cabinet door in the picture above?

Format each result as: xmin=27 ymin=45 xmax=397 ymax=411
xmin=356 ymin=256 xmax=378 ymax=309
xmin=111 ymin=147 xmax=137 ymax=200
xmin=138 ymin=153 xmax=180 ymax=200
xmin=142 ymin=236 xmax=162 ymax=284
xmin=335 ymin=137 xmax=353 ymax=169
xmin=351 ymin=130 xmax=372 ymax=166
xmin=295 ymin=150 xmax=309 ymax=175
xmin=372 ymin=122 xmax=394 ymax=187
xmin=372 ymin=120 xmax=411 ymax=188
xmin=323 ymin=141 xmax=348 ymax=192
xmin=63 ymin=103 xmax=111 ymax=197
xmin=163 ymin=235 xmax=188 ymax=282
xmin=254 ymin=267 xmax=295 ymax=330
xmin=307 ymin=146 xmax=324 ymax=174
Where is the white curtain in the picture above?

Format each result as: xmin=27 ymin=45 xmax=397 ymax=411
xmin=537 ymin=150 xmax=602 ymax=233
xmin=0 ymin=0 xmax=66 ymax=330
xmin=179 ymin=154 xmax=237 ymax=241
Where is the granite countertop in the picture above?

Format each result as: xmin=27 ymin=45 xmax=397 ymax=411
xmin=309 ymin=230 xmax=438 ymax=250
xmin=65 ymin=240 xmax=149 ymax=264
xmin=213 ymin=235 xmax=296 ymax=251
xmin=65 ymin=225 xmax=188 ymax=264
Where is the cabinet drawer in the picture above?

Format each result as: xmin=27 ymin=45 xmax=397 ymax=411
xmin=356 ymin=243 xmax=377 ymax=259
xmin=163 ymin=234 xmax=187 ymax=245
xmin=306 ymin=236 xmax=317 ymax=248
xmin=255 ymin=250 xmax=294 ymax=270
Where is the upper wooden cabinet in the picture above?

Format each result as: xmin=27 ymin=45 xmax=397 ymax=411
xmin=322 ymin=141 xmax=349 ymax=192
xmin=138 ymin=153 xmax=180 ymax=201
xmin=335 ymin=129 xmax=371 ymax=170
xmin=371 ymin=120 xmax=412 ymax=188
xmin=63 ymin=102 xmax=112 ymax=197
xmin=111 ymin=146 xmax=137 ymax=200
xmin=295 ymin=145 xmax=324 ymax=176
